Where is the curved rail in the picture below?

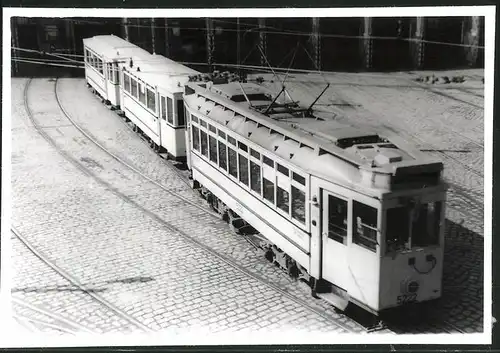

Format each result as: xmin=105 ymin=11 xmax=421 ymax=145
xmin=25 ymin=78 xmax=365 ymax=334
xmin=12 ymin=226 xmax=153 ymax=334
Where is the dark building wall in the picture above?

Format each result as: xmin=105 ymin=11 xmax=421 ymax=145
xmin=11 ymin=16 xmax=485 ymax=77
xmin=424 ymin=17 xmax=465 ymax=69
xmin=371 ymin=17 xmax=413 ymax=71
xmin=321 ymin=18 xmax=363 ymax=71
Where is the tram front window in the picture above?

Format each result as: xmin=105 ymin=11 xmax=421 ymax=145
xmin=385 ymin=201 xmax=442 ymax=253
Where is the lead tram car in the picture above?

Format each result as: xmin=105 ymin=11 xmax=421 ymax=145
xmin=183 ymin=77 xmax=447 ymax=316
xmin=83 ymin=34 xmax=447 ymax=318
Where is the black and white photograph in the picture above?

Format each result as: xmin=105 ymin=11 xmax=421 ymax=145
xmin=1 ymin=6 xmax=494 ymax=347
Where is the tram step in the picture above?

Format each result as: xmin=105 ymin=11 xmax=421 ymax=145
xmin=317 ymin=292 xmax=349 ymax=311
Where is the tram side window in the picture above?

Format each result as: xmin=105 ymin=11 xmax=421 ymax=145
xmin=386 ymin=207 xmax=410 ymax=252
xmin=412 ymin=202 xmax=441 ymax=247
xmin=353 ymin=201 xmax=378 ymax=252
xmin=84 ymin=49 xmax=88 ymax=63
xmin=98 ymin=58 xmax=103 ymax=74
xmin=131 ymin=78 xmax=138 ymax=98
xmin=114 ymin=64 xmax=120 ymax=84
xmin=139 ymin=84 xmax=146 ymax=104
xmin=192 ymin=126 xmax=200 ymax=151
xmin=146 ymin=88 xmax=156 ymax=111
xmin=327 ymin=195 xmax=348 ymax=244
xmin=167 ymin=97 xmax=173 ymax=124
xmin=200 ymin=130 xmax=208 ymax=157
xmin=124 ymin=74 xmax=131 ymax=93
xmin=218 ymin=141 xmax=227 ymax=171
xmin=160 ymin=96 xmax=166 ymax=120
xmin=228 ymin=147 xmax=238 ymax=178
xmin=250 ymin=161 xmax=261 ymax=194
xmin=177 ymin=100 xmax=185 ymax=126
xmin=239 ymin=154 xmax=249 ymax=186
xmin=277 ymin=186 xmax=289 ymax=214
xmin=263 ymin=178 xmax=275 ymax=204
xmin=209 ymin=136 xmax=218 ymax=163
xmin=291 ymin=186 xmax=306 ymax=224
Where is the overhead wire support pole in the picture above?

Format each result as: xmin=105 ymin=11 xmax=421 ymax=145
xmin=311 ymin=17 xmax=321 ymax=71
xmin=206 ymin=18 xmax=215 ymax=72
xmin=123 ymin=17 xmax=129 ymax=41
xmin=151 ymin=18 xmax=156 ymax=54
xmin=164 ymin=18 xmax=170 ymax=57
xmin=237 ymin=18 xmax=241 ymax=79
xmin=258 ymin=18 xmax=267 ymax=67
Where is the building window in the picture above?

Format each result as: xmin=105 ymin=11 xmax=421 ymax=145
xmin=146 ymin=88 xmax=156 ymax=111
xmin=200 ymin=130 xmax=208 ymax=157
xmin=209 ymin=136 xmax=218 ymax=163
xmin=328 ymin=195 xmax=348 ymax=245
xmin=263 ymin=177 xmax=275 ymax=204
xmin=353 ymin=201 xmax=378 ymax=251
xmin=192 ymin=126 xmax=200 ymax=151
xmin=277 ymin=185 xmax=289 ymax=214
xmin=291 ymin=186 xmax=306 ymax=224
xmin=161 ymin=96 xmax=166 ymax=120
xmin=139 ymin=84 xmax=146 ymax=104
xmin=228 ymin=147 xmax=238 ymax=178
xmin=167 ymin=97 xmax=173 ymax=124
xmin=239 ymin=154 xmax=249 ymax=186
xmin=177 ymin=100 xmax=185 ymax=126
xmin=131 ymin=78 xmax=138 ymax=98
xmin=250 ymin=161 xmax=261 ymax=194
xmin=218 ymin=141 xmax=227 ymax=171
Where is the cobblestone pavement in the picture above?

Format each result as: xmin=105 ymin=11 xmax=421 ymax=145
xmin=56 ymin=77 xmax=483 ymax=333
xmin=10 ymin=74 xmax=484 ymax=337
xmin=11 ymin=232 xmax=137 ymax=335
xmin=11 ymin=78 xmax=363 ymax=336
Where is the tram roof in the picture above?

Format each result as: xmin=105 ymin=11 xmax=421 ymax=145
xmin=184 ymin=81 xmax=443 ymax=193
xmin=84 ymin=35 xmax=201 ymax=93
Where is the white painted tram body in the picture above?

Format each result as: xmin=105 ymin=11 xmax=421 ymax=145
xmin=84 ymin=35 xmax=200 ymax=159
xmin=183 ymin=80 xmax=447 ymax=314
xmin=83 ymin=34 xmax=447 ymax=316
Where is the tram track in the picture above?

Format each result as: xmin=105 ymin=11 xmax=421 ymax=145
xmin=59 ymin=77 xmax=483 ymax=333
xmin=24 ymin=77 xmax=368 ymax=334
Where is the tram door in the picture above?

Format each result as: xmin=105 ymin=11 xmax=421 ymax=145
xmin=321 ymin=190 xmax=350 ymax=291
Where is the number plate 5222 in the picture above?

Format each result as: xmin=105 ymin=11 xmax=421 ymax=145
xmin=397 ymin=294 xmax=417 ymax=305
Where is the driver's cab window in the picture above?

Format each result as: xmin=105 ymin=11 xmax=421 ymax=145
xmin=327 ymin=195 xmax=348 ymax=245
xmin=352 ymin=201 xmax=378 ymax=252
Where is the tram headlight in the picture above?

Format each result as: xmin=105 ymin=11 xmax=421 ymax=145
xmin=401 ymin=278 xmax=420 ymax=294
xmin=408 ymin=281 xmax=420 ymax=294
